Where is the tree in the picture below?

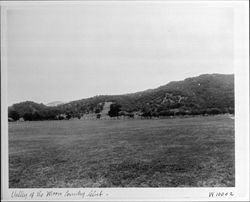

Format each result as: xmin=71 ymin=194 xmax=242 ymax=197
xmin=9 ymin=110 xmax=20 ymax=121
xmin=32 ymin=112 xmax=42 ymax=120
xmin=108 ymin=104 xmax=121 ymax=117
xmin=23 ymin=113 xmax=33 ymax=121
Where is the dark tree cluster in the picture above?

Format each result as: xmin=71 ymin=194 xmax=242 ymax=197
xmin=8 ymin=110 xmax=20 ymax=121
xmin=108 ymin=104 xmax=121 ymax=117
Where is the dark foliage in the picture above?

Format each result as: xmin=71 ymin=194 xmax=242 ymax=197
xmin=108 ymin=104 xmax=121 ymax=117
xmin=8 ymin=110 xmax=20 ymax=121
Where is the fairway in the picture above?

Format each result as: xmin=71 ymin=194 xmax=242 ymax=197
xmin=9 ymin=115 xmax=234 ymax=188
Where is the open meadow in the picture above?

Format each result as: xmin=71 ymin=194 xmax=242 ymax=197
xmin=9 ymin=115 xmax=234 ymax=188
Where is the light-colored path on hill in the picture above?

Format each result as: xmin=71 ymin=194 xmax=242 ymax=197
xmin=100 ymin=102 xmax=113 ymax=119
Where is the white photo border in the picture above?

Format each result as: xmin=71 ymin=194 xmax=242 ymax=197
xmin=1 ymin=1 xmax=249 ymax=201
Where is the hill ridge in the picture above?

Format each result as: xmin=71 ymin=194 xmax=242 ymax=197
xmin=8 ymin=73 xmax=234 ymax=121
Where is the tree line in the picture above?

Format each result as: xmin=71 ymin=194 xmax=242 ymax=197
xmin=8 ymin=103 xmax=234 ymax=121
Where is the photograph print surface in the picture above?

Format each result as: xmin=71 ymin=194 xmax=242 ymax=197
xmin=5 ymin=2 xmax=236 ymax=189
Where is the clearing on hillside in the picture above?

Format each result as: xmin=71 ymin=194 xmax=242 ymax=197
xmin=9 ymin=115 xmax=234 ymax=188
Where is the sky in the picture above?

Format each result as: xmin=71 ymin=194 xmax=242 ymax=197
xmin=6 ymin=2 xmax=234 ymax=105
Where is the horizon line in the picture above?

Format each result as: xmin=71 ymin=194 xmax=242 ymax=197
xmin=8 ymin=72 xmax=234 ymax=107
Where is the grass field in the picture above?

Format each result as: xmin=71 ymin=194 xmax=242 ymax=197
xmin=9 ymin=115 xmax=234 ymax=188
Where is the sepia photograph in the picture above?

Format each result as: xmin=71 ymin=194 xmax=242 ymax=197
xmin=1 ymin=0 xmax=249 ymax=201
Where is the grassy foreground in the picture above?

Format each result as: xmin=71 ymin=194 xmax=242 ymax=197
xmin=9 ymin=115 xmax=234 ymax=188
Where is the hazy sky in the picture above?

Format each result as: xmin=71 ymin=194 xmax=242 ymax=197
xmin=7 ymin=2 xmax=234 ymax=105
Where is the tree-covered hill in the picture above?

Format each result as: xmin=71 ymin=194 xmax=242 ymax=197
xmin=8 ymin=74 xmax=234 ymax=121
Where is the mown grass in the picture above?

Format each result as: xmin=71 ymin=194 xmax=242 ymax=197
xmin=9 ymin=115 xmax=234 ymax=187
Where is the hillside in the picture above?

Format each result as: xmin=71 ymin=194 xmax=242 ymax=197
xmin=8 ymin=74 xmax=234 ymax=121
xmin=46 ymin=101 xmax=65 ymax=107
